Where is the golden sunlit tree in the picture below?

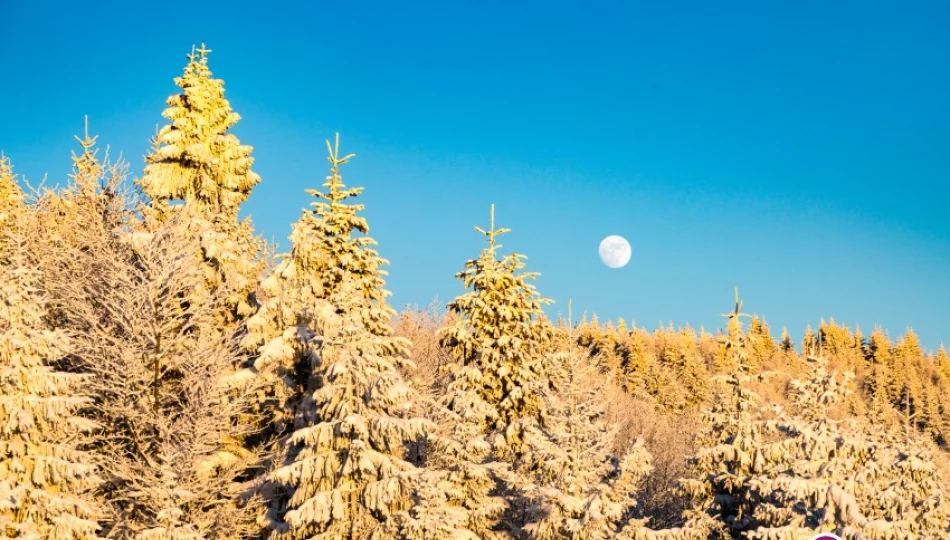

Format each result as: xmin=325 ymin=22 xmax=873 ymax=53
xmin=438 ymin=204 xmax=555 ymax=443
xmin=139 ymin=42 xmax=265 ymax=323
xmin=0 ymin=213 xmax=103 ymax=539
xmin=518 ymin=306 xmax=706 ymax=539
xmin=256 ymin=136 xmax=479 ymax=539
xmin=242 ymin=134 xmax=405 ymax=439
xmin=677 ymin=289 xmax=770 ymax=537
xmin=0 ymin=155 xmax=24 ymax=259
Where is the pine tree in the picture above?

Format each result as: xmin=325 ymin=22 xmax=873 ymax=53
xmin=516 ymin=308 xmax=704 ymax=539
xmin=261 ymin=274 xmax=435 ymax=539
xmin=677 ymin=289 xmax=772 ymax=537
xmin=935 ymin=344 xmax=950 ymax=382
xmin=0 ymin=218 xmax=103 ymax=539
xmin=0 ymin=154 xmax=24 ymax=259
xmin=141 ymin=43 xmax=259 ymax=218
xmin=853 ymin=324 xmax=865 ymax=359
xmin=663 ymin=326 xmax=709 ymax=410
xmin=748 ymin=315 xmax=774 ymax=365
xmin=68 ymin=116 xmax=105 ymax=198
xmin=242 ymin=134 xmax=403 ymax=441
xmin=255 ymin=136 xmax=478 ymax=539
xmin=620 ymin=329 xmax=655 ymax=400
xmin=742 ymin=357 xmax=950 ymax=538
xmin=33 ymin=120 xmax=133 ymax=338
xmin=28 ymin=124 xmax=259 ymax=537
xmin=438 ymin=204 xmax=554 ymax=439
xmin=802 ymin=324 xmax=816 ymax=359
xmin=779 ymin=327 xmax=793 ymax=354
xmin=139 ymin=43 xmax=265 ymax=323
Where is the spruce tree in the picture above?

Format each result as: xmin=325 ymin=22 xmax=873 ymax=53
xmin=779 ymin=327 xmax=793 ymax=354
xmin=0 ymin=154 xmax=23 ymax=217
xmin=0 ymin=219 xmax=103 ymax=539
xmin=677 ymin=290 xmax=772 ymax=537
xmin=0 ymin=154 xmax=24 ymax=260
xmin=935 ymin=344 xmax=950 ymax=382
xmin=748 ymin=316 xmax=775 ymax=366
xmin=742 ymin=357 xmax=950 ymax=538
xmin=68 ymin=116 xmax=105 ymax=198
xmin=438 ymin=204 xmax=554 ymax=438
xmin=34 ymin=120 xmax=133 ymax=338
xmin=256 ymin=136 xmax=477 ymax=539
xmin=517 ymin=308 xmax=702 ymax=539
xmin=243 ymin=134 xmax=403 ymax=439
xmin=141 ymin=43 xmax=259 ymax=217
xmin=139 ymin=43 xmax=265 ymax=323
xmin=262 ymin=282 xmax=431 ymax=539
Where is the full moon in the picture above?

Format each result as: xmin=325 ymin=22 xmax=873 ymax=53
xmin=599 ymin=235 xmax=631 ymax=268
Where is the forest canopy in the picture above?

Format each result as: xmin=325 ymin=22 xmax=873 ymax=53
xmin=2 ymin=44 xmax=949 ymax=540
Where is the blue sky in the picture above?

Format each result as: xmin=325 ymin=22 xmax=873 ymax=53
xmin=2 ymin=1 xmax=948 ymax=350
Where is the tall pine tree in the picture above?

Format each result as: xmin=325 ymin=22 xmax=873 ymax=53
xmin=438 ymin=204 xmax=554 ymax=440
xmin=258 ymin=135 xmax=472 ymax=539
xmin=139 ymin=43 xmax=265 ymax=323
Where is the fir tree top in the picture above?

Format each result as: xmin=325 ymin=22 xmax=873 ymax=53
xmin=287 ymin=133 xmax=395 ymax=336
xmin=69 ymin=116 xmax=104 ymax=197
xmin=141 ymin=42 xmax=260 ymax=218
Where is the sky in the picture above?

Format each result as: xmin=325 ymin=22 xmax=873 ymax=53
xmin=1 ymin=1 xmax=948 ymax=350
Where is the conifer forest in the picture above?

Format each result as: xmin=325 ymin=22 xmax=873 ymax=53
xmin=3 ymin=44 xmax=950 ymax=540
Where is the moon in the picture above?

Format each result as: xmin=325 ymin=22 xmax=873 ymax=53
xmin=599 ymin=235 xmax=631 ymax=268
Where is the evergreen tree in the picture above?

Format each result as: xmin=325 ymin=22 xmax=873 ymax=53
xmin=620 ymin=329 xmax=655 ymax=400
xmin=852 ymin=325 xmax=865 ymax=364
xmin=33 ymin=120 xmax=132 ymax=336
xmin=141 ymin=43 xmax=259 ymax=218
xmin=517 ymin=310 xmax=704 ymax=539
xmin=242 ymin=134 xmax=403 ymax=440
xmin=663 ymin=326 xmax=709 ymax=410
xmin=438 ymin=204 xmax=554 ymax=438
xmin=677 ymin=290 xmax=772 ymax=537
xmin=0 ymin=219 xmax=103 ymax=539
xmin=779 ymin=327 xmax=793 ymax=354
xmin=935 ymin=344 xmax=950 ymax=382
xmin=802 ymin=325 xmax=816 ymax=358
xmin=139 ymin=43 xmax=265 ymax=323
xmin=256 ymin=136 xmax=478 ymax=539
xmin=57 ymin=211 xmax=263 ymax=538
xmin=262 ymin=272 xmax=437 ymax=539
xmin=743 ymin=357 xmax=950 ymax=538
xmin=0 ymin=154 xmax=24 ymax=259
xmin=748 ymin=315 xmax=775 ymax=365
xmin=68 ymin=116 xmax=105 ymax=198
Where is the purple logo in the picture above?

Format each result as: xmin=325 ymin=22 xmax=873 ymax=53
xmin=811 ymin=535 xmax=841 ymax=540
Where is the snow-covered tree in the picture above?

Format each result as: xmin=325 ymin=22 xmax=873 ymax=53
xmin=0 ymin=154 xmax=25 ymax=259
xmin=256 ymin=136 xmax=479 ymax=539
xmin=46 ymin=198 xmax=263 ymax=538
xmin=32 ymin=120 xmax=135 ymax=339
xmin=438 ymin=204 xmax=554 ymax=439
xmin=242 ymin=134 xmax=401 ymax=439
xmin=139 ymin=43 xmax=265 ymax=323
xmin=743 ymin=356 xmax=950 ymax=539
xmin=0 ymin=219 xmax=103 ymax=539
xmin=677 ymin=290 xmax=774 ymax=537
xmin=261 ymin=275 xmax=432 ymax=538
xmin=679 ymin=292 xmax=950 ymax=538
xmin=141 ymin=43 xmax=259 ymax=218
xmin=518 ymin=314 xmax=652 ymax=538
xmin=501 ymin=306 xmax=706 ymax=540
